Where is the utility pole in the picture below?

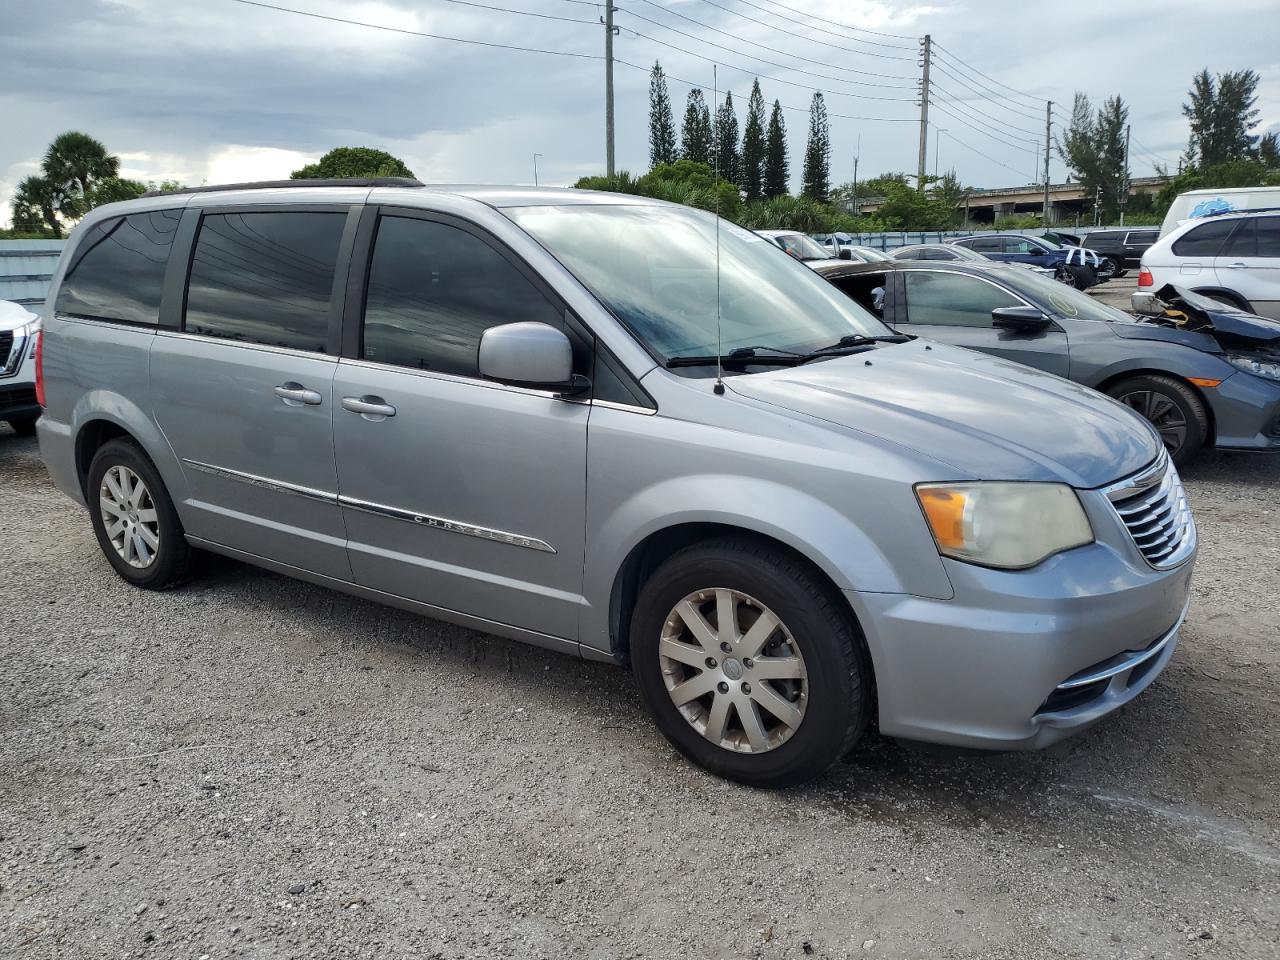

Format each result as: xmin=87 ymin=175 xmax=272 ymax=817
xmin=533 ymin=153 xmax=543 ymax=187
xmin=1120 ymin=123 xmax=1131 ymax=225
xmin=917 ymin=34 xmax=931 ymax=190
xmin=852 ymin=134 xmax=861 ymax=216
xmin=1042 ymin=100 xmax=1052 ymax=226
xmin=603 ymin=4 xmax=617 ymax=177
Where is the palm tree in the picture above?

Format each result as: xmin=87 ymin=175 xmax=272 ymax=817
xmin=12 ymin=175 xmax=70 ymax=238
xmin=43 ymin=131 xmax=119 ymax=200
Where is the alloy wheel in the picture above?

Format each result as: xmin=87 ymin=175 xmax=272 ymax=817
xmin=1053 ymin=265 xmax=1079 ymax=288
xmin=99 ymin=465 xmax=161 ymax=568
xmin=1118 ymin=389 xmax=1188 ymax=454
xmin=658 ymin=588 xmax=808 ymax=753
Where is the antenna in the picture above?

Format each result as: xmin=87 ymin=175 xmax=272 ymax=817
xmin=712 ymin=63 xmax=725 ymax=396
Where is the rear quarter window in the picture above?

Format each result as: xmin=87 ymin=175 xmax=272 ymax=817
xmin=1171 ymin=219 xmax=1238 ymax=257
xmin=54 ymin=210 xmax=182 ymax=325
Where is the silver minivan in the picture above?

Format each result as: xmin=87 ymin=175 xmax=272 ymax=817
xmin=36 ymin=180 xmax=1196 ymax=787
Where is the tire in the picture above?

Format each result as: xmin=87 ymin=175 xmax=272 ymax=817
xmin=1106 ymin=257 xmax=1126 ymax=279
xmin=1106 ymin=374 xmax=1209 ymax=467
xmin=1054 ymin=263 xmax=1095 ymax=289
xmin=87 ymin=438 xmax=194 ymax=590
xmin=6 ymin=416 xmax=38 ymax=437
xmin=630 ymin=536 xmax=872 ymax=788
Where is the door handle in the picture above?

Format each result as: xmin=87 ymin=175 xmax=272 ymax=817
xmin=1226 ymin=262 xmax=1249 ymax=269
xmin=274 ymin=382 xmax=322 ymax=406
xmin=342 ymin=395 xmax=397 ymax=420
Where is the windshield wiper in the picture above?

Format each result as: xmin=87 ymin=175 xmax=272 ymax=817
xmin=665 ymin=345 xmax=805 ymax=368
xmin=800 ymin=333 xmax=913 ymax=363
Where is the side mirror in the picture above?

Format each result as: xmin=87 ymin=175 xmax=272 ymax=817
xmin=838 ymin=248 xmax=853 ymax=260
xmin=992 ymin=306 xmax=1053 ymax=332
xmin=478 ymin=322 xmax=588 ymax=394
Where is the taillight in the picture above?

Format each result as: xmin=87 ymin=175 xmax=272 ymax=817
xmin=1138 ymin=267 xmax=1153 ymax=288
xmin=34 ymin=330 xmax=45 ymax=407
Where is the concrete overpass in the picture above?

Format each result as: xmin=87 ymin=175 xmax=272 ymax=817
xmin=847 ymin=175 xmax=1171 ymax=225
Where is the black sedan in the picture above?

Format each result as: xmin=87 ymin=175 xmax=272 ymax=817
xmin=813 ymin=259 xmax=1280 ymax=465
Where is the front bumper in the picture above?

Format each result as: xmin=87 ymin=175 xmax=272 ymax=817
xmin=847 ymin=528 xmax=1195 ymax=751
xmin=0 ymin=383 xmax=39 ymax=421
xmin=1205 ymin=371 xmax=1280 ymax=451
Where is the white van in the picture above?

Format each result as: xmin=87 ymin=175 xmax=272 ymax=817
xmin=1159 ymin=186 xmax=1280 ymax=237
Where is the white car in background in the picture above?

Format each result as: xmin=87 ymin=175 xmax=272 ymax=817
xmin=1134 ymin=210 xmax=1280 ymax=320
xmin=1 ymin=300 xmax=41 ymax=436
xmin=755 ymin=230 xmax=846 ymax=267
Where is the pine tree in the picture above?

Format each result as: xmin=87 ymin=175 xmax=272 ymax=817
xmin=714 ymin=92 xmax=740 ymax=184
xmin=647 ymin=62 xmax=677 ymax=168
xmin=801 ymin=92 xmax=831 ymax=202
xmin=1183 ymin=68 xmax=1261 ymax=168
xmin=1057 ymin=92 xmax=1130 ymax=222
xmin=741 ymin=80 xmax=766 ymax=201
xmin=681 ymin=89 xmax=713 ymax=166
xmin=763 ymin=100 xmax=789 ymax=198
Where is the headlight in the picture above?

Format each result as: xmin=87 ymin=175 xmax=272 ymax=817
xmin=915 ymin=482 xmax=1094 ymax=569
xmin=1225 ymin=354 xmax=1280 ymax=381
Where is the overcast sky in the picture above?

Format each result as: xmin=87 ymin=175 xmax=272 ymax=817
xmin=2 ymin=0 xmax=1278 ymax=226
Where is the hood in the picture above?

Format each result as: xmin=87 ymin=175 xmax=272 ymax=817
xmin=728 ymin=340 xmax=1160 ymax=488
xmin=0 ymin=300 xmax=38 ymax=334
xmin=1131 ymin=284 xmax=1280 ymax=354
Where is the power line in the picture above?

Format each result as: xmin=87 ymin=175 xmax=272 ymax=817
xmin=939 ymin=128 xmax=1031 ymax=180
xmin=929 ymin=60 xmax=1043 ymax=123
xmin=619 ymin=26 xmax=917 ymax=101
xmin=224 ymin=0 xmax=602 ymax=58
xmin=931 ymin=101 xmax=1037 ymax=156
xmin=425 ymin=0 xmax=599 ymax=24
xmin=930 ymin=42 xmax=1046 ymax=107
xmin=615 ymin=6 xmax=917 ymax=92
xmin=622 ymin=0 xmax=917 ymax=85
xmin=623 ymin=58 xmax=917 ymax=122
xmin=726 ymin=0 xmax=918 ymax=44
xmin=931 ymin=85 xmax=1042 ymax=142
xmin=686 ymin=0 xmax=916 ymax=60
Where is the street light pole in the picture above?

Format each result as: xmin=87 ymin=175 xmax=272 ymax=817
xmin=533 ymin=153 xmax=543 ymax=187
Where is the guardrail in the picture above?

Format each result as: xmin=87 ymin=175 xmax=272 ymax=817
xmin=0 ymin=240 xmax=65 ymax=307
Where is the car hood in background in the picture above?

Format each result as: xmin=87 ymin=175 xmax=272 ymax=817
xmin=0 ymin=300 xmax=38 ymax=333
xmin=728 ymin=340 xmax=1160 ymax=489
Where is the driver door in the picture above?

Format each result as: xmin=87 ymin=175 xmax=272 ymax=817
xmin=896 ymin=269 xmax=1071 ymax=377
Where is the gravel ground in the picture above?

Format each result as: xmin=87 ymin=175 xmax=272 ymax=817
xmin=1 ymin=421 xmax=1278 ymax=960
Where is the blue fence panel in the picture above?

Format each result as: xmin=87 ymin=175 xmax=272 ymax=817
xmin=0 ymin=240 xmax=66 ymax=307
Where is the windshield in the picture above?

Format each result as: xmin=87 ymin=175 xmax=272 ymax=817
xmin=772 ymin=233 xmax=832 ymax=261
xmin=998 ymin=266 xmax=1134 ymax=323
xmin=508 ymin=204 xmax=891 ymax=366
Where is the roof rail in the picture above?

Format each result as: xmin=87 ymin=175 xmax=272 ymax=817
xmin=1201 ymin=206 xmax=1280 ymax=219
xmin=141 ymin=177 xmax=424 ymax=198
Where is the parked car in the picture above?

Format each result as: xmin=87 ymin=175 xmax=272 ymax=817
xmin=816 ymin=258 xmax=1280 ymax=464
xmin=39 ymin=180 xmax=1194 ymax=787
xmin=950 ymin=233 xmax=1108 ymax=287
xmin=1158 ymin=185 xmax=1280 ymax=237
xmin=0 ymin=299 xmax=40 ymax=436
xmin=890 ymin=243 xmax=1056 ymax=278
xmin=1134 ymin=210 xmax=1280 ymax=320
xmin=842 ymin=245 xmax=892 ymax=263
xmin=1078 ymin=228 xmax=1160 ymax=277
xmin=755 ymin=230 xmax=843 ymax=266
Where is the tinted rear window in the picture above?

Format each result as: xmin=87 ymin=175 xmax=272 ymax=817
xmin=1126 ymin=231 xmax=1158 ymax=244
xmin=184 ymin=211 xmax=346 ymax=352
xmin=55 ymin=210 xmax=181 ymax=325
xmin=1171 ymin=219 xmax=1237 ymax=257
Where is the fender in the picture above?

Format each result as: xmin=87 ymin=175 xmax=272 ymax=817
xmin=70 ymin=390 xmax=191 ymax=507
xmin=579 ymin=473 xmax=953 ymax=656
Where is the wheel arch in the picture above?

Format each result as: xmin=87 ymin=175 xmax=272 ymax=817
xmin=1094 ymin=367 xmax=1217 ymax=448
xmin=71 ymin=395 xmax=186 ymax=504
xmin=1188 ymin=286 xmax=1253 ymax=312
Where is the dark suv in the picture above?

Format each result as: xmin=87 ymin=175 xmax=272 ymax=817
xmin=1080 ymin=229 xmax=1160 ymax=277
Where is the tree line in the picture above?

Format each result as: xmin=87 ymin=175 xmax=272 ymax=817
xmin=1054 ymin=68 xmax=1276 ymax=224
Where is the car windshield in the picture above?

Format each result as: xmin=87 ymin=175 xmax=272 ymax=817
xmin=998 ymin=266 xmax=1134 ymax=323
xmin=508 ymin=203 xmax=891 ymax=365
xmin=772 ymin=233 xmax=832 ymax=261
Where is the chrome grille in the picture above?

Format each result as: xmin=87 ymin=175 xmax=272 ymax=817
xmin=1105 ymin=454 xmax=1195 ymax=568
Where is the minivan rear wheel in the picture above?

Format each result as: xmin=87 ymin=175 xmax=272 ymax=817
xmin=87 ymin=438 xmax=193 ymax=589
xmin=1107 ymin=374 xmax=1209 ymax=466
xmin=630 ymin=537 xmax=872 ymax=788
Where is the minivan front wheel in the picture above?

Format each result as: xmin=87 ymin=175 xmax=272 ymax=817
xmin=88 ymin=439 xmax=193 ymax=589
xmin=631 ymin=538 xmax=872 ymax=788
